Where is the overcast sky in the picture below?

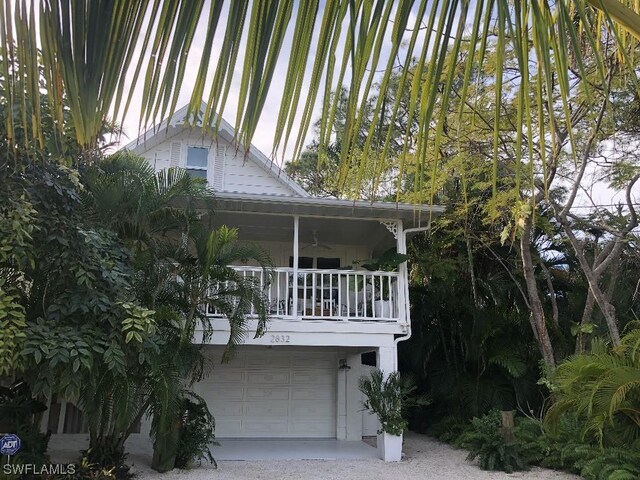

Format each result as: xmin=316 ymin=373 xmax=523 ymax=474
xmin=116 ymin=1 xmax=425 ymax=166
xmin=114 ymin=2 xmax=636 ymax=212
xmin=117 ymin=2 xmax=349 ymax=162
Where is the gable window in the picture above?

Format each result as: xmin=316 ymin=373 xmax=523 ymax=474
xmin=186 ymin=146 xmax=209 ymax=179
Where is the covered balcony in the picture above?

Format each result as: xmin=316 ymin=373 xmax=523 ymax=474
xmin=202 ymin=192 xmax=438 ymax=326
xmin=208 ymin=266 xmax=401 ymax=322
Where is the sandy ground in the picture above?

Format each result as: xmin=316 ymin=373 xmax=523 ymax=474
xmin=131 ymin=432 xmax=582 ymax=480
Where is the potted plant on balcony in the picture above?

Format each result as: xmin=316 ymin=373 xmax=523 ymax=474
xmin=359 ymin=369 xmax=429 ymax=461
xmin=361 ymin=250 xmax=408 ymax=318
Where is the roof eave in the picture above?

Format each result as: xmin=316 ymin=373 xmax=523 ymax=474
xmin=209 ymin=191 xmax=444 ymax=227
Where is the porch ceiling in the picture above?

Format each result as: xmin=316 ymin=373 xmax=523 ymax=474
xmin=211 ymin=210 xmax=395 ymax=249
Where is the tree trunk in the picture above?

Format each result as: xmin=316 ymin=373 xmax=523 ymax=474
xmin=520 ymin=216 xmax=555 ymax=368
xmin=500 ymin=410 xmax=516 ymax=443
xmin=575 ymin=290 xmax=595 ymax=354
xmin=538 ymin=260 xmax=559 ymax=329
xmin=567 ymin=236 xmax=622 ymax=346
xmin=152 ymin=418 xmax=182 ymax=473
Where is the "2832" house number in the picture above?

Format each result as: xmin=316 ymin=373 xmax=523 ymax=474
xmin=270 ymin=334 xmax=290 ymax=343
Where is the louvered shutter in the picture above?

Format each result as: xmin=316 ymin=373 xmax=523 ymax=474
xmin=213 ymin=145 xmax=226 ymax=190
xmin=169 ymin=141 xmax=182 ymax=167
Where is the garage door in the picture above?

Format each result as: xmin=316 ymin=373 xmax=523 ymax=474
xmin=194 ymin=349 xmax=337 ymax=438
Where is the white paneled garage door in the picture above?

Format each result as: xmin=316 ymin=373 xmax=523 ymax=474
xmin=194 ymin=349 xmax=337 ymax=438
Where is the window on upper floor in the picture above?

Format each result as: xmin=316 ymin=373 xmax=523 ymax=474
xmin=186 ymin=146 xmax=209 ymax=180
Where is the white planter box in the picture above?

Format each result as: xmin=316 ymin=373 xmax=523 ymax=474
xmin=377 ymin=432 xmax=402 ymax=462
xmin=374 ymin=300 xmax=391 ymax=318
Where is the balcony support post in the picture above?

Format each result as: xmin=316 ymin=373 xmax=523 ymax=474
xmin=292 ymin=215 xmax=299 ymax=317
xmin=396 ymin=221 xmax=408 ymax=324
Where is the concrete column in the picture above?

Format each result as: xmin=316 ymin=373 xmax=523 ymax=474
xmin=375 ymin=345 xmax=402 ymax=462
xmin=345 ymin=352 xmax=363 ymax=440
xmin=336 ymin=357 xmax=347 ymax=440
xmin=376 ymin=345 xmax=396 ymax=375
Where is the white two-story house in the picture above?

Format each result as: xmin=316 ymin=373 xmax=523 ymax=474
xmin=121 ymin=105 xmax=441 ymax=462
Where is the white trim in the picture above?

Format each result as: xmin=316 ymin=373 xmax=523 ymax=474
xmin=215 ymin=191 xmax=443 ymax=213
xmin=194 ymin=323 xmax=402 ymax=347
xmin=212 ymin=191 xmax=443 ymax=227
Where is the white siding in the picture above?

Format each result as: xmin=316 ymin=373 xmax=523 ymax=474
xmin=138 ymin=130 xmax=296 ymax=196
xmin=223 ymin=149 xmax=290 ymax=195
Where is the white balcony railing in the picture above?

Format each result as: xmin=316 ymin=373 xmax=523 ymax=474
xmin=207 ymin=266 xmax=401 ymax=322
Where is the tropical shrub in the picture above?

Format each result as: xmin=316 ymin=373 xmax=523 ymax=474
xmin=1 ymin=152 xmax=274 ymax=476
xmin=518 ymin=414 xmax=640 ymax=479
xmin=82 ymin=155 xmax=272 ymax=472
xmin=426 ymin=415 xmax=469 ymax=444
xmin=174 ymin=392 xmax=218 ymax=469
xmin=433 ymin=410 xmax=640 ymax=479
xmin=52 ymin=454 xmax=118 ymax=480
xmin=0 ymin=380 xmax=50 ymax=470
xmin=454 ymin=410 xmax=530 ymax=473
xmin=545 ymin=329 xmax=640 ymax=446
xmin=359 ymin=369 xmax=429 ymax=436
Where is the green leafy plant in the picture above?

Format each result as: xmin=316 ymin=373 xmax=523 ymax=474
xmin=174 ymin=392 xmax=218 ymax=469
xmin=73 ymin=449 xmax=128 ymax=480
xmin=427 ymin=415 xmax=469 ymax=444
xmin=545 ymin=328 xmax=640 ymax=446
xmin=517 ymin=414 xmax=640 ymax=480
xmin=53 ymin=453 xmax=118 ymax=480
xmin=0 ymin=380 xmax=50 ymax=469
xmin=361 ymin=249 xmax=408 ymax=272
xmin=437 ymin=411 xmax=640 ymax=479
xmin=359 ymin=369 xmax=429 ymax=436
xmin=454 ymin=410 xmax=528 ymax=473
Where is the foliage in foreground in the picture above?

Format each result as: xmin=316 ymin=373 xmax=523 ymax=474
xmin=545 ymin=328 xmax=640 ymax=446
xmin=436 ymin=410 xmax=640 ymax=479
xmin=359 ymin=369 xmax=430 ymax=436
xmin=435 ymin=330 xmax=640 ymax=479
xmin=174 ymin=392 xmax=218 ymax=469
xmin=1 ymin=153 xmax=273 ymax=477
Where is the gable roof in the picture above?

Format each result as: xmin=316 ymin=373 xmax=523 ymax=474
xmin=122 ymin=103 xmax=309 ymax=197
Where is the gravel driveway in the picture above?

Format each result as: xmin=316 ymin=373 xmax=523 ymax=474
xmin=133 ymin=432 xmax=581 ymax=480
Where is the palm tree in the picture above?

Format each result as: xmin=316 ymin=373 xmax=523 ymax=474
xmin=79 ymin=153 xmax=273 ymax=470
xmin=83 ymin=153 xmax=273 ymax=346
xmin=2 ymin=0 xmax=639 ymax=178
xmin=545 ymin=328 xmax=640 ymax=446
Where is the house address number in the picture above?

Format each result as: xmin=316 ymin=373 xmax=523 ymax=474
xmin=270 ymin=334 xmax=290 ymax=344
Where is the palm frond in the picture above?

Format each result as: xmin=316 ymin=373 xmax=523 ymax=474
xmin=3 ymin=0 xmax=640 ymax=203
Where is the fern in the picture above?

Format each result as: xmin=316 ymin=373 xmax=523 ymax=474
xmin=455 ymin=410 xmax=529 ymax=473
xmin=546 ymin=329 xmax=640 ymax=446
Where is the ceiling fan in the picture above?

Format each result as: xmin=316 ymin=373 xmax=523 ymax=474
xmin=301 ymin=229 xmax=331 ymax=250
